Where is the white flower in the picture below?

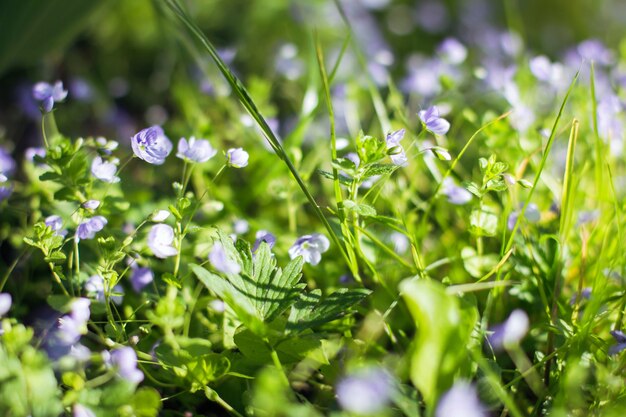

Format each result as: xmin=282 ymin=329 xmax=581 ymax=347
xmin=147 ymin=224 xmax=178 ymax=258
xmin=288 ymin=233 xmax=330 ymax=265
xmin=91 ymin=156 xmax=120 ymax=183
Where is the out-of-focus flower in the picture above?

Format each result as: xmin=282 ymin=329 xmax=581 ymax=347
xmin=69 ymin=78 xmax=93 ymax=102
xmin=91 ymin=156 xmax=120 ymax=183
xmin=578 ymin=210 xmax=600 ymax=225
xmin=85 ymin=275 xmax=105 ymax=302
xmin=150 ymin=210 xmax=171 ymax=223
xmin=336 ymin=367 xmax=394 ymax=415
xmin=344 ymin=152 xmax=361 ymax=168
xmin=0 ymin=293 xmax=12 ymax=316
xmin=419 ymin=106 xmax=450 ymax=135
xmin=57 ymin=298 xmax=91 ymax=346
xmin=32 ymin=80 xmax=68 ymax=113
xmin=436 ymin=382 xmax=487 ymax=417
xmin=25 ymin=147 xmax=46 ymax=164
xmin=288 ymin=233 xmax=330 ymax=265
xmin=45 ymin=215 xmax=65 ymax=235
xmin=437 ymin=38 xmax=467 ymax=64
xmin=0 ymin=148 xmax=16 ymax=176
xmin=177 ymin=137 xmax=217 ymax=163
xmin=609 ymin=330 xmax=626 ymax=355
xmin=390 ymin=231 xmax=410 ymax=254
xmin=147 ymin=224 xmax=177 ymax=258
xmin=74 ymin=404 xmax=96 ymax=417
xmin=577 ymin=39 xmax=614 ymax=66
xmin=489 ymin=309 xmax=529 ymax=350
xmin=386 ymin=129 xmax=408 ymax=167
xmin=507 ymin=203 xmax=541 ymax=230
xmin=529 ymin=55 xmax=566 ymax=88
xmin=110 ymin=347 xmax=144 ymax=384
xmin=76 ymin=216 xmax=108 ymax=241
xmin=131 ymin=126 xmax=172 ymax=165
xmin=252 ymin=230 xmax=276 ymax=252
xmin=226 ymin=148 xmax=249 ymax=168
xmin=209 ymin=242 xmax=241 ymax=274
xmin=131 ymin=267 xmax=154 ymax=293
xmin=441 ymin=178 xmax=472 ymax=205
xmin=82 ymin=200 xmax=100 ymax=210
xmin=233 ymin=219 xmax=249 ymax=235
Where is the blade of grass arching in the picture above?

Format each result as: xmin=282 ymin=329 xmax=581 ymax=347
xmin=332 ymin=0 xmax=391 ymax=134
xmin=607 ymin=162 xmax=626 ymax=330
xmin=590 ymin=62 xmax=604 ymax=195
xmin=162 ymin=0 xmax=350 ymax=266
xmin=559 ymin=119 xmax=579 ymax=243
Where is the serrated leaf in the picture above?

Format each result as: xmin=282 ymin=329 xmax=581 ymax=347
xmin=286 ymin=288 xmax=371 ymax=333
xmin=317 ymin=169 xmax=353 ymax=186
xmin=469 ymin=208 xmax=499 ymax=237
xmin=362 ymin=163 xmax=397 ymax=178
xmin=343 ymin=199 xmax=377 ymax=217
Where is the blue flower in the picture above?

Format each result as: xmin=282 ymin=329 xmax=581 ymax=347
xmin=130 ymin=267 xmax=154 ymax=292
xmin=288 ymin=233 xmax=330 ymax=265
xmin=436 ymin=382 xmax=487 ymax=417
xmin=82 ymin=200 xmax=101 ymax=210
xmin=419 ymin=106 xmax=450 ymax=135
xmin=131 ymin=126 xmax=173 ymax=165
xmin=441 ymin=178 xmax=472 ymax=205
xmin=110 ymin=347 xmax=144 ymax=384
xmin=209 ymin=242 xmax=241 ymax=274
xmin=488 ymin=309 xmax=529 ymax=350
xmin=32 ymin=80 xmax=68 ymax=113
xmin=91 ymin=156 xmax=120 ymax=183
xmin=76 ymin=216 xmax=108 ymax=241
xmin=336 ymin=367 xmax=394 ymax=415
xmin=147 ymin=224 xmax=178 ymax=258
xmin=56 ymin=298 xmax=91 ymax=346
xmin=45 ymin=215 xmax=67 ymax=237
xmin=226 ymin=148 xmax=249 ymax=168
xmin=609 ymin=330 xmax=626 ymax=355
xmin=0 ymin=148 xmax=16 ymax=176
xmin=386 ymin=129 xmax=408 ymax=167
xmin=177 ymin=137 xmax=217 ymax=163
xmin=252 ymin=230 xmax=276 ymax=252
xmin=73 ymin=404 xmax=96 ymax=417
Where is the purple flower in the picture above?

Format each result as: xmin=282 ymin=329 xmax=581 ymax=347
xmin=507 ymin=203 xmax=541 ymax=230
xmin=336 ymin=367 xmax=394 ymax=414
xmin=226 ymin=148 xmax=249 ymax=168
xmin=419 ymin=106 xmax=450 ymax=135
xmin=130 ymin=267 xmax=154 ymax=292
xmin=386 ymin=129 xmax=408 ymax=167
xmin=609 ymin=330 xmax=626 ymax=355
xmin=0 ymin=293 xmax=12 ymax=316
xmin=288 ymin=233 xmax=330 ymax=265
xmin=131 ymin=126 xmax=173 ymax=165
xmin=578 ymin=210 xmax=600 ymax=225
xmin=57 ymin=298 xmax=91 ymax=346
xmin=45 ymin=215 xmax=67 ymax=237
xmin=344 ymin=152 xmax=361 ymax=168
xmin=82 ymin=200 xmax=100 ymax=210
xmin=209 ymin=243 xmax=241 ymax=274
xmin=85 ymin=275 xmax=105 ymax=301
xmin=91 ymin=156 xmax=120 ymax=183
xmin=437 ymin=38 xmax=467 ymax=64
xmin=110 ymin=347 xmax=144 ymax=384
xmin=0 ymin=148 xmax=16 ymax=176
xmin=25 ymin=147 xmax=46 ymax=164
xmin=436 ymin=382 xmax=486 ymax=417
xmin=150 ymin=209 xmax=171 ymax=222
xmin=488 ymin=309 xmax=529 ymax=350
xmin=76 ymin=216 xmax=108 ymax=241
xmin=441 ymin=178 xmax=472 ymax=205
xmin=233 ymin=219 xmax=249 ymax=235
xmin=32 ymin=80 xmax=68 ymax=113
xmin=147 ymin=224 xmax=177 ymax=258
xmin=177 ymin=137 xmax=217 ymax=163
xmin=252 ymin=230 xmax=276 ymax=252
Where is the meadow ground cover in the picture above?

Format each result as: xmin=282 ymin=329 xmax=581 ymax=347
xmin=1 ymin=0 xmax=626 ymax=416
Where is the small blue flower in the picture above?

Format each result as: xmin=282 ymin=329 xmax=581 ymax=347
xmin=336 ymin=367 xmax=394 ymax=415
xmin=73 ymin=404 xmax=96 ymax=417
xmin=131 ymin=126 xmax=173 ymax=165
xmin=437 ymin=38 xmax=467 ymax=64
xmin=252 ymin=230 xmax=276 ymax=252
xmin=609 ymin=330 xmax=626 ymax=355
xmin=130 ymin=267 xmax=154 ymax=292
xmin=45 ymin=215 xmax=67 ymax=237
xmin=76 ymin=216 xmax=108 ymax=241
xmin=0 ymin=148 xmax=16 ymax=176
xmin=226 ymin=148 xmax=249 ymax=168
xmin=91 ymin=156 xmax=120 ymax=183
xmin=32 ymin=80 xmax=68 ymax=113
xmin=110 ymin=347 xmax=144 ymax=384
xmin=441 ymin=178 xmax=472 ymax=205
xmin=488 ymin=309 xmax=529 ymax=350
xmin=82 ymin=200 xmax=101 ymax=210
xmin=507 ymin=203 xmax=541 ymax=230
xmin=233 ymin=219 xmax=249 ymax=235
xmin=386 ymin=129 xmax=408 ymax=167
xmin=147 ymin=224 xmax=178 ymax=258
xmin=209 ymin=242 xmax=241 ymax=274
xmin=0 ymin=293 xmax=12 ymax=317
xmin=436 ymin=382 xmax=487 ymax=417
xmin=56 ymin=298 xmax=91 ymax=346
xmin=419 ymin=106 xmax=450 ymax=135
xmin=177 ymin=137 xmax=217 ymax=163
xmin=288 ymin=233 xmax=330 ymax=265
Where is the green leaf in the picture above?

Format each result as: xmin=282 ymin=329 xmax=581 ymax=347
xmin=469 ymin=207 xmax=498 ymax=237
xmin=343 ymin=199 xmax=377 ymax=217
xmin=400 ymin=279 xmax=477 ymax=409
xmin=317 ymin=169 xmax=353 ymax=186
xmin=286 ymin=288 xmax=371 ymax=333
xmin=130 ymin=387 xmax=162 ymax=417
xmin=362 ymin=163 xmax=397 ymax=178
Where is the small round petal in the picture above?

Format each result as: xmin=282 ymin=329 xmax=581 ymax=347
xmin=436 ymin=382 xmax=487 ymax=417
xmin=151 ymin=209 xmax=171 ymax=222
xmin=177 ymin=137 xmax=217 ymax=163
xmin=82 ymin=200 xmax=101 ymax=210
xmin=91 ymin=157 xmax=120 ymax=183
xmin=147 ymin=224 xmax=178 ymax=258
xmin=74 ymin=404 xmax=96 ymax=417
xmin=32 ymin=82 xmax=53 ymax=101
xmin=131 ymin=126 xmax=173 ymax=165
xmin=85 ymin=275 xmax=105 ymax=302
xmin=233 ymin=219 xmax=249 ymax=235
xmin=288 ymin=233 xmax=330 ymax=266
xmin=45 ymin=215 xmax=64 ymax=231
xmin=441 ymin=178 xmax=472 ymax=205
xmin=226 ymin=148 xmax=249 ymax=168
xmin=419 ymin=106 xmax=451 ymax=135
xmin=111 ymin=347 xmax=144 ymax=384
xmin=252 ymin=230 xmax=277 ymax=252
xmin=336 ymin=367 xmax=394 ymax=415
xmin=0 ymin=293 xmax=12 ymax=316
xmin=0 ymin=148 xmax=16 ymax=175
